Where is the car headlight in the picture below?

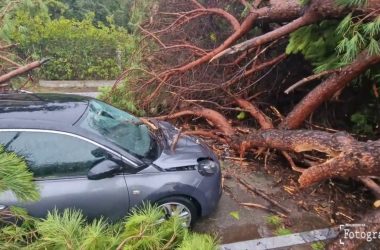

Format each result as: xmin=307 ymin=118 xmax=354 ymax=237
xmin=197 ymin=159 xmax=218 ymax=176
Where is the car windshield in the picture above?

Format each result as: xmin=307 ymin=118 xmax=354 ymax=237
xmin=80 ymin=100 xmax=155 ymax=160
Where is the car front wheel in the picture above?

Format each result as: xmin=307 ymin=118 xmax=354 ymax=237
xmin=157 ymin=196 xmax=198 ymax=227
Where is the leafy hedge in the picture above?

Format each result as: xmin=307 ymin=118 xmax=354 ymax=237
xmin=3 ymin=9 xmax=134 ymax=80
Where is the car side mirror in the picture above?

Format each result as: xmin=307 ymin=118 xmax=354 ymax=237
xmin=88 ymin=160 xmax=121 ymax=180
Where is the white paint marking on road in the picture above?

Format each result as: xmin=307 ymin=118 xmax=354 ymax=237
xmin=220 ymin=227 xmax=339 ymax=250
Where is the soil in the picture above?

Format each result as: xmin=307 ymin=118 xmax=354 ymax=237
xmin=193 ymin=138 xmax=374 ymax=248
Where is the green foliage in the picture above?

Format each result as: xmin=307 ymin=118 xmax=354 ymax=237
xmin=286 ymin=20 xmax=343 ymax=72
xmin=2 ymin=9 xmax=132 ymax=80
xmin=240 ymin=1 xmax=253 ymax=17
xmin=122 ymin=204 xmax=187 ymax=249
xmin=0 ymin=207 xmax=37 ymax=249
xmin=350 ymin=107 xmax=378 ymax=136
xmin=0 ymin=146 xmax=39 ymax=201
xmin=335 ymin=0 xmax=368 ymax=7
xmin=299 ymin=0 xmax=311 ymax=5
xmin=127 ymin=0 xmax=155 ymax=33
xmin=229 ymin=211 xmax=240 ymax=220
xmin=274 ymin=227 xmax=292 ymax=236
xmin=98 ymin=83 xmax=144 ymax=116
xmin=287 ymin=10 xmax=380 ymax=136
xmin=237 ymin=111 xmax=247 ymax=120
xmin=91 ymin=0 xmax=153 ymax=113
xmin=210 ymin=32 xmax=218 ymax=43
xmin=48 ymin=0 xmax=134 ymax=28
xmin=265 ymin=215 xmax=283 ymax=227
xmin=30 ymin=209 xmax=119 ymax=249
xmin=311 ymin=241 xmax=326 ymax=250
xmin=1 ymin=205 xmax=218 ymax=249
xmin=335 ymin=15 xmax=380 ymax=63
xmin=287 ymin=10 xmax=380 ymax=78
xmin=265 ymin=215 xmax=293 ymax=237
xmin=177 ymin=232 xmax=218 ymax=250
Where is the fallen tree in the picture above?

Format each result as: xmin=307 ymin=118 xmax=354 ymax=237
xmin=234 ymin=129 xmax=380 ymax=188
xmin=121 ymin=0 xmax=380 ymax=191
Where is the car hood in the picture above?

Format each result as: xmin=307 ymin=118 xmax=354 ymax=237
xmin=151 ymin=120 xmax=216 ymax=169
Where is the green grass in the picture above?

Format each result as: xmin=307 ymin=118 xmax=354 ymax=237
xmin=265 ymin=215 xmax=283 ymax=227
xmin=311 ymin=241 xmax=325 ymax=250
xmin=274 ymin=227 xmax=293 ymax=236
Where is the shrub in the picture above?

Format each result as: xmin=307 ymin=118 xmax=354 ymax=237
xmin=1 ymin=205 xmax=218 ymax=249
xmin=2 ymin=10 xmax=133 ymax=80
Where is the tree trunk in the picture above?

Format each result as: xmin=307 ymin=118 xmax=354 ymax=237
xmin=234 ymin=129 xmax=380 ymax=187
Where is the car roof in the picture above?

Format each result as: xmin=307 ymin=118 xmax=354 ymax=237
xmin=0 ymin=93 xmax=90 ymax=127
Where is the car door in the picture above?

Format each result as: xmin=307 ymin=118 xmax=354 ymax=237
xmin=0 ymin=130 xmax=130 ymax=221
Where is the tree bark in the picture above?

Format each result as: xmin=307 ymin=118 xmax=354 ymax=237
xmin=214 ymin=0 xmax=380 ymax=58
xmin=155 ymin=107 xmax=234 ymax=136
xmin=234 ymin=129 xmax=380 ymax=187
xmin=281 ymin=52 xmax=380 ymax=129
xmin=0 ymin=59 xmax=49 ymax=84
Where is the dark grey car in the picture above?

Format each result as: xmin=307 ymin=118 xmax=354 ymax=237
xmin=0 ymin=93 xmax=222 ymax=226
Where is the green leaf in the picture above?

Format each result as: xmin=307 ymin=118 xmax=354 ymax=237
xmin=210 ymin=32 xmax=217 ymax=43
xmin=265 ymin=215 xmax=283 ymax=226
xmin=368 ymin=39 xmax=380 ymax=56
xmin=337 ymin=13 xmax=353 ymax=35
xmin=299 ymin=0 xmax=311 ymax=5
xmin=274 ymin=227 xmax=293 ymax=236
xmin=335 ymin=0 xmax=368 ymax=7
xmin=237 ymin=112 xmax=247 ymax=120
xmin=0 ymin=146 xmax=39 ymax=201
xmin=229 ymin=211 xmax=240 ymax=220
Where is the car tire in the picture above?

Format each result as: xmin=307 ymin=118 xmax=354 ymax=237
xmin=156 ymin=196 xmax=199 ymax=227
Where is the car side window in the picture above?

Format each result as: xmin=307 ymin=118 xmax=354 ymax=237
xmin=0 ymin=131 xmax=112 ymax=179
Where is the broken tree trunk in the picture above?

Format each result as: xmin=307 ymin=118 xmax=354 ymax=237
xmin=234 ymin=129 xmax=380 ymax=187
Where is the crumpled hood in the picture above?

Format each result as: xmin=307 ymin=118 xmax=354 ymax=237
xmin=152 ymin=120 xmax=217 ymax=169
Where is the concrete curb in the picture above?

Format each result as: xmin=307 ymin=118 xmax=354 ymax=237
xmin=220 ymin=227 xmax=339 ymax=250
xmin=39 ymin=80 xmax=115 ymax=88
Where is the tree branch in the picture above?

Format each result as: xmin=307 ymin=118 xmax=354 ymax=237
xmin=0 ymin=59 xmax=49 ymax=84
xmin=281 ymin=51 xmax=380 ymax=129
